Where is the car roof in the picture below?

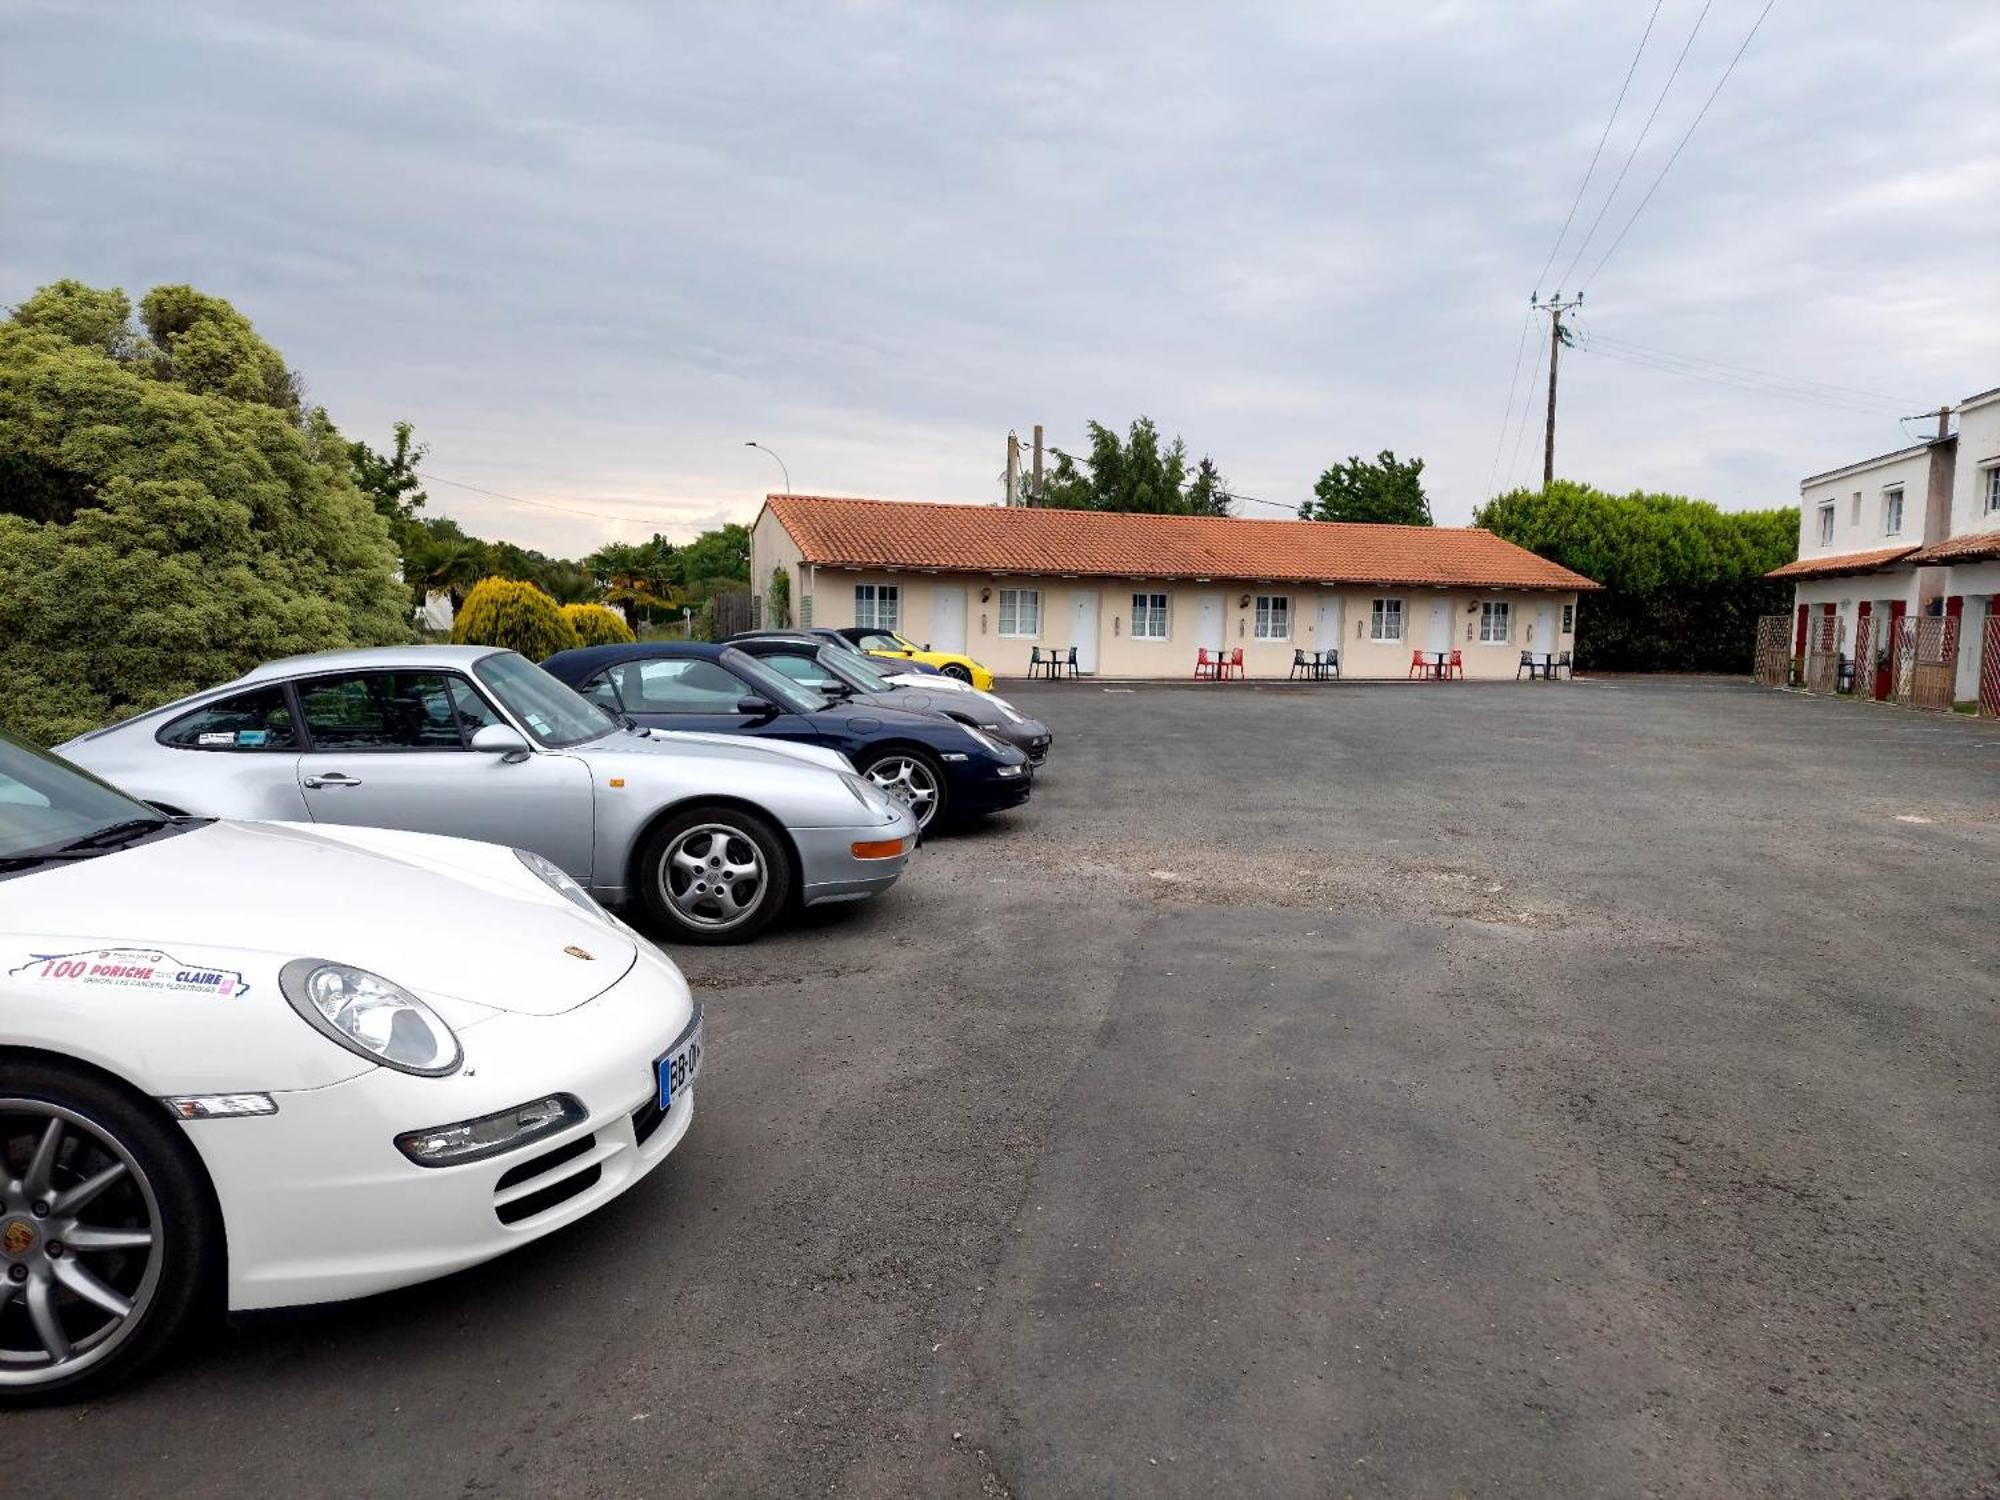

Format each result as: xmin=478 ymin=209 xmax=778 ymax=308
xmin=543 ymin=641 xmax=731 ymax=674
xmin=235 ymin=644 xmax=511 ymax=684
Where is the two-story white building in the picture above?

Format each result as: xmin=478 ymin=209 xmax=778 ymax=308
xmin=1768 ymin=383 xmax=2000 ymax=709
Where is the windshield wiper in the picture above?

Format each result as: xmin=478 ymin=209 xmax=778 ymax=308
xmin=54 ymin=817 xmax=171 ymax=853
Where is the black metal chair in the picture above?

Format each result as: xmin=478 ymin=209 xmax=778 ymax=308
xmin=1289 ymin=648 xmax=1312 ymax=680
xmin=1553 ymin=650 xmax=1572 ymax=681
xmin=1516 ymin=649 xmax=1537 ymax=680
xmin=1062 ymin=646 xmax=1080 ymax=679
xmin=1028 ymin=646 xmax=1045 ymax=679
xmin=1318 ymin=648 xmax=1340 ymax=681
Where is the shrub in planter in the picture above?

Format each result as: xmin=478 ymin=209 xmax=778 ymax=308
xmin=561 ymin=602 xmax=636 ymax=646
xmin=451 ymin=577 xmax=580 ymax=658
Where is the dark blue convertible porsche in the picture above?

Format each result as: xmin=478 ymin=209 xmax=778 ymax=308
xmin=540 ymin=642 xmax=1030 ymax=833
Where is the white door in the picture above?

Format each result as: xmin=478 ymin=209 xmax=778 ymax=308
xmin=1533 ymin=603 xmax=1554 ymax=655
xmin=1428 ymin=598 xmax=1452 ymax=653
xmin=1068 ymin=590 xmax=1100 ymax=674
xmin=1315 ymin=596 xmax=1343 ymax=656
xmin=930 ymin=586 xmax=966 ymax=654
xmin=1194 ymin=593 xmax=1225 ymax=653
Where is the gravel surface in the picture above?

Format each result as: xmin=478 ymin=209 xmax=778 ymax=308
xmin=7 ymin=677 xmax=1995 ymax=1497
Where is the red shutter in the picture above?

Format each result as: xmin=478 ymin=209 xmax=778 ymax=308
xmin=1794 ymin=603 xmax=1808 ymax=656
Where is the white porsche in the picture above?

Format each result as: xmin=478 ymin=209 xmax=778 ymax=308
xmin=0 ymin=726 xmax=702 ymax=1402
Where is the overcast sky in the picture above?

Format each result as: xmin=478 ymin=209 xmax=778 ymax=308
xmin=5 ymin=1 xmax=1997 ymax=554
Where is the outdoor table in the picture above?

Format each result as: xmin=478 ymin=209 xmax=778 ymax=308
xmin=1427 ymin=651 xmax=1450 ymax=680
xmin=1038 ymin=650 xmax=1068 ymax=681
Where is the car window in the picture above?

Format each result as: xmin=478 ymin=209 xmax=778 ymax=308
xmin=474 ymin=652 xmax=616 ymax=747
xmin=159 ymin=686 xmax=300 ymax=752
xmin=856 ymin=632 xmax=904 ymax=651
xmin=819 ymin=644 xmax=895 ymax=691
xmin=297 ymin=672 xmax=482 ymax=750
xmin=0 ymin=730 xmax=163 ymax=863
xmin=447 ymin=677 xmax=503 ymax=733
xmin=601 ymin=658 xmax=747 ymax=714
xmin=759 ymin=651 xmax=844 ymax=693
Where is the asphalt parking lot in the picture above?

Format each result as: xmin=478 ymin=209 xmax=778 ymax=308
xmin=7 ymin=677 xmax=1996 ymax=1498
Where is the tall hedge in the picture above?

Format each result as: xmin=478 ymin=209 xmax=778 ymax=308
xmin=0 ymin=281 xmax=410 ymax=745
xmin=1475 ymin=481 xmax=1798 ymax=672
xmin=453 ymin=577 xmax=581 ymax=658
xmin=561 ymin=601 xmax=636 ymax=646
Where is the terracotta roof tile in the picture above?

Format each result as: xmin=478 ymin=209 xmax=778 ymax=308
xmin=1909 ymin=527 xmax=2000 ymax=565
xmin=766 ymin=495 xmax=1600 ymax=591
xmin=1765 ymin=545 xmax=1917 ymax=580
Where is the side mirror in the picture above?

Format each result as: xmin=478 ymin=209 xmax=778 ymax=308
xmin=470 ymin=724 xmax=532 ymax=762
xmin=923 ymin=642 xmax=932 ymax=651
xmin=736 ymin=695 xmax=779 ymax=718
xmin=819 ymin=679 xmax=854 ymax=698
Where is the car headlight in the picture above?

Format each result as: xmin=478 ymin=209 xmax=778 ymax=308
xmin=279 ymin=960 xmax=462 ymax=1076
xmin=960 ymin=725 xmax=1008 ymax=756
xmin=841 ymin=770 xmax=892 ymax=813
xmin=515 ymin=847 xmax=607 ymax=920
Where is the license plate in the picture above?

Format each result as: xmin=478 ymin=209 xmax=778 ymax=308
xmin=657 ymin=1009 xmax=704 ymax=1109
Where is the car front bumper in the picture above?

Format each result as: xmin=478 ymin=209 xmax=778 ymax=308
xmin=950 ymin=763 xmax=1034 ymax=817
xmin=792 ymin=808 xmax=919 ymax=906
xmin=186 ymin=942 xmax=700 ymax=1311
xmin=995 ymin=719 xmax=1052 ymax=765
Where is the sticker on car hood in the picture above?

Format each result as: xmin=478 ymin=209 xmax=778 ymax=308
xmin=10 ymin=947 xmax=250 ymax=997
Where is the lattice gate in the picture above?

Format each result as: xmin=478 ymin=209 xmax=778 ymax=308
xmin=1804 ymin=611 xmax=1842 ymax=696
xmin=1752 ymin=615 xmax=1792 ymax=687
xmin=1891 ymin=616 xmax=1959 ymax=710
xmin=1851 ymin=614 xmax=1876 ymax=699
xmin=1982 ymin=614 xmax=2000 ymax=717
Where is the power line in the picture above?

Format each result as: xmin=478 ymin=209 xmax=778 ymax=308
xmin=1580 ymin=0 xmax=1779 ymax=291
xmin=1487 ymin=305 xmax=1536 ymax=496
xmin=1044 ymin=445 xmax=1299 ymax=514
xmin=1555 ymin=0 xmax=1715 ymax=293
xmin=1584 ymin=331 xmax=1921 ymax=408
xmin=1578 ymin=340 xmax=1907 ymax=416
xmin=1506 ymin=328 xmax=1551 ymax=490
xmin=1531 ymin=0 xmax=1667 ymax=295
xmin=415 ymin=471 xmax=647 ymax=524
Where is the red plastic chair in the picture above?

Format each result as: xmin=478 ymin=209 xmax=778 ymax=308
xmin=1408 ymin=649 xmax=1426 ymax=680
xmin=1193 ymin=648 xmax=1215 ymax=681
xmin=1226 ymin=647 xmax=1245 ymax=681
xmin=1448 ymin=648 xmax=1465 ymax=680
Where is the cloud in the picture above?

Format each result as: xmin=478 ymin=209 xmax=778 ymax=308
xmin=4 ymin=0 xmax=1997 ymax=553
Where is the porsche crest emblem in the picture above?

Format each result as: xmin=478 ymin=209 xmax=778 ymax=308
xmin=563 ymin=945 xmax=595 ymax=961
xmin=1 ymin=1219 xmax=35 ymax=1258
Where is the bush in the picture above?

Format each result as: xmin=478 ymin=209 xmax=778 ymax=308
xmin=1474 ymin=481 xmax=1798 ymax=672
xmin=452 ymin=577 xmax=581 ymax=659
xmin=561 ymin=602 xmax=636 ymax=646
xmin=765 ymin=566 xmax=791 ymax=629
xmin=0 ymin=281 xmax=410 ymax=746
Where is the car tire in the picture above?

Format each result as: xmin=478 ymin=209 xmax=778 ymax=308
xmin=939 ymin=665 xmax=972 ymax=683
xmin=637 ymin=805 xmax=794 ymax=945
xmin=858 ymin=747 xmax=950 ymax=832
xmin=0 ymin=1059 xmax=222 ymax=1406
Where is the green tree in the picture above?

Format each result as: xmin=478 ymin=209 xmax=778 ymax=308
xmin=1299 ymin=450 xmax=1432 ymax=525
xmin=1186 ymin=456 xmax=1234 ymax=517
xmin=561 ymin=601 xmax=637 ymax=646
xmin=451 ymin=577 xmax=581 ymax=658
xmin=350 ymin=420 xmax=429 ymax=532
xmin=1474 ymin=480 xmax=1798 ymax=671
xmin=672 ymin=522 xmax=751 ymax=592
xmin=0 ymin=280 xmax=409 ymax=745
xmin=1040 ymin=418 xmax=1193 ymax=514
xmin=766 ymin=565 xmax=791 ymax=628
xmin=138 ymin=284 xmax=303 ymax=414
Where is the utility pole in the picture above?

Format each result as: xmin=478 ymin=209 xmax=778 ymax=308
xmin=1031 ymin=424 xmax=1044 ymax=506
xmin=1534 ymin=293 xmax=1582 ymax=490
xmin=1005 ymin=430 xmax=1021 ymax=506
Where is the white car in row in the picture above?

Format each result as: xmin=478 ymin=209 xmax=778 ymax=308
xmin=0 ymin=727 xmax=701 ymax=1402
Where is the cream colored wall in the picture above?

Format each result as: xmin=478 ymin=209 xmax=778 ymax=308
xmin=811 ymin=566 xmax=1579 ymax=679
xmin=749 ymin=507 xmax=806 ymax=628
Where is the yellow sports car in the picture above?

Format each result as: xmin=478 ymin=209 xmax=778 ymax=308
xmin=838 ymin=629 xmax=996 ymax=691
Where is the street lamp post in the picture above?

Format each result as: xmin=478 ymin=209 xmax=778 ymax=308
xmin=744 ymin=441 xmax=791 ymax=495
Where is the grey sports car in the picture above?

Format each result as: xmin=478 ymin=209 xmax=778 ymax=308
xmin=55 ymin=645 xmax=918 ymax=944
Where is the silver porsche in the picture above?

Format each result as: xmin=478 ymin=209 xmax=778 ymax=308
xmin=55 ymin=646 xmax=918 ymax=944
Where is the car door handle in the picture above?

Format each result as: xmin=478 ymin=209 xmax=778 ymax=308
xmin=302 ymin=773 xmax=363 ymax=789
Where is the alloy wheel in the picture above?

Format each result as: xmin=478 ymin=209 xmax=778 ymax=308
xmin=0 ymin=1101 xmax=164 ymax=1392
xmin=865 ymin=756 xmax=940 ymax=829
xmin=661 ymin=823 xmax=769 ymax=930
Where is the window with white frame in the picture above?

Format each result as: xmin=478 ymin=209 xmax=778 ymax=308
xmin=1370 ymin=598 xmax=1404 ymax=642
xmin=1985 ymin=466 xmax=2000 ymax=515
xmin=1253 ymin=595 xmax=1290 ymax=640
xmin=1816 ymin=503 xmax=1834 ymax=546
xmin=996 ymin=587 xmax=1040 ymax=637
xmin=1562 ymin=602 xmax=1575 ymax=634
xmin=1850 ymin=491 xmax=1862 ymax=525
xmin=854 ymin=584 xmax=899 ymax=630
xmin=1479 ymin=601 xmax=1511 ymax=643
xmin=1130 ymin=592 xmax=1169 ymax=639
xmin=1882 ymin=488 xmax=1904 ymax=536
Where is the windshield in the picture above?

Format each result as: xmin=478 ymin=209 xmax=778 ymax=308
xmin=0 ymin=730 xmax=168 ymax=864
xmin=721 ymin=648 xmax=829 ymax=714
xmin=474 ymin=651 xmax=618 ymax=747
xmin=818 ymin=644 xmax=896 ymax=692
